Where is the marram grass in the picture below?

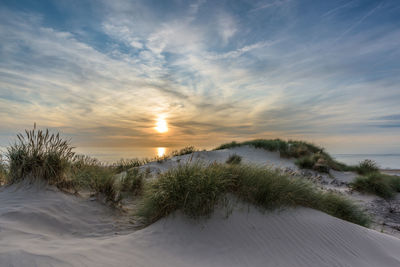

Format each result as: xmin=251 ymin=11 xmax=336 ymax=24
xmin=6 ymin=125 xmax=74 ymax=186
xmin=351 ymin=172 xmax=400 ymax=199
xmin=0 ymin=156 xmax=7 ymax=185
xmin=214 ymin=139 xmax=352 ymax=172
xmin=138 ymin=163 xmax=370 ymax=227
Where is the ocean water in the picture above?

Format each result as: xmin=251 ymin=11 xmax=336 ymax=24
xmin=77 ymin=148 xmax=400 ymax=169
xmin=75 ymin=146 xmax=182 ymax=163
xmin=333 ymin=154 xmax=400 ymax=170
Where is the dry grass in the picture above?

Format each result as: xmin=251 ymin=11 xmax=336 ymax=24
xmin=6 ymin=125 xmax=75 ymax=186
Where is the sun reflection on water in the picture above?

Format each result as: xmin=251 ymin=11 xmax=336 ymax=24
xmin=157 ymin=147 xmax=166 ymax=157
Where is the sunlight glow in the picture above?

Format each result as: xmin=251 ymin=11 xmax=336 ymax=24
xmin=157 ymin=147 xmax=166 ymax=157
xmin=155 ymin=117 xmax=168 ymax=133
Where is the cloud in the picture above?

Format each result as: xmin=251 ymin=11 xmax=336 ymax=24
xmin=0 ymin=0 xmax=399 ymax=157
xmin=217 ymin=12 xmax=237 ymax=45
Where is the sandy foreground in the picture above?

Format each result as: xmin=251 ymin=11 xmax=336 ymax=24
xmin=1 ymin=146 xmax=400 ymax=266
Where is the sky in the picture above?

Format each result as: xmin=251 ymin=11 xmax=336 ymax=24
xmin=0 ymin=0 xmax=399 ymax=160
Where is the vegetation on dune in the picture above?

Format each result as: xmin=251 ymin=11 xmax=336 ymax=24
xmin=158 ymin=155 xmax=172 ymax=163
xmin=120 ymin=168 xmax=144 ymax=196
xmin=348 ymin=159 xmax=400 ymax=199
xmin=172 ymin=146 xmax=197 ymax=157
xmin=69 ymin=155 xmax=116 ymax=197
xmin=1 ymin=127 xmax=377 ymax=226
xmin=355 ymin=159 xmax=379 ymax=175
xmin=226 ymin=154 xmax=242 ymax=165
xmin=0 ymin=155 xmax=8 ymax=185
xmin=3 ymin=125 xmax=147 ymax=204
xmin=350 ymin=172 xmax=400 ymax=199
xmin=69 ymin=155 xmax=146 ymax=203
xmin=215 ymin=139 xmax=350 ymax=172
xmin=6 ymin=125 xmax=75 ymax=186
xmin=138 ymin=163 xmax=230 ymax=221
xmin=138 ymin=163 xmax=370 ymax=227
xmin=113 ymin=158 xmax=150 ymax=173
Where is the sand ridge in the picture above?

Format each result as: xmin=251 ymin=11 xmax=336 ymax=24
xmin=1 ymin=146 xmax=400 ymax=266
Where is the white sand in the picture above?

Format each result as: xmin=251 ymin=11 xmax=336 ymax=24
xmin=1 ymin=146 xmax=400 ymax=266
xmin=1 ymin=185 xmax=400 ymax=267
xmin=139 ymin=146 xmax=298 ymax=176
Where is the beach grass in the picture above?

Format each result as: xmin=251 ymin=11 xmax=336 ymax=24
xmin=120 ymin=168 xmax=144 ymax=196
xmin=113 ymin=158 xmax=150 ymax=173
xmin=351 ymin=172 xmax=400 ymax=199
xmin=138 ymin=163 xmax=370 ymax=227
xmin=226 ymin=154 xmax=242 ymax=164
xmin=0 ymin=156 xmax=7 ymax=185
xmin=1 ymin=127 xmax=376 ymax=225
xmin=172 ymin=146 xmax=197 ymax=157
xmin=355 ymin=159 xmax=379 ymax=175
xmin=6 ymin=125 xmax=75 ymax=186
xmin=214 ymin=139 xmax=350 ymax=172
xmin=69 ymin=155 xmax=121 ymax=203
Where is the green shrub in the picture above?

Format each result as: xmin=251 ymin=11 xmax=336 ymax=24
xmin=226 ymin=154 xmax=242 ymax=165
xmin=138 ymin=163 xmax=369 ymax=227
xmin=172 ymin=146 xmax=197 ymax=157
xmin=356 ymin=159 xmax=379 ymax=175
xmin=6 ymin=126 xmax=75 ymax=186
xmin=351 ymin=173 xmax=400 ymax=199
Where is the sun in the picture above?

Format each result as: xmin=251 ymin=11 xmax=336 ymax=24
xmin=155 ymin=118 xmax=168 ymax=133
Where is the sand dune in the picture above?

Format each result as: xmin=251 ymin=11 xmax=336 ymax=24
xmin=139 ymin=146 xmax=298 ymax=176
xmin=1 ymin=183 xmax=400 ymax=267
xmin=1 ymin=146 xmax=400 ymax=266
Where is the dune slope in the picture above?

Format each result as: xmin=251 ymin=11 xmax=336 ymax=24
xmin=1 ymin=184 xmax=400 ymax=267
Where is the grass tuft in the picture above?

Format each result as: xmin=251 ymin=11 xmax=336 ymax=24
xmin=0 ymin=155 xmax=8 ymax=185
xmin=120 ymin=168 xmax=144 ymax=196
xmin=355 ymin=159 xmax=379 ymax=175
xmin=350 ymin=172 xmax=400 ymax=199
xmin=113 ymin=158 xmax=149 ymax=173
xmin=6 ymin=125 xmax=75 ymax=186
xmin=138 ymin=163 xmax=230 ymax=222
xmin=172 ymin=146 xmax=197 ymax=157
xmin=226 ymin=154 xmax=242 ymax=165
xmin=138 ymin=163 xmax=370 ymax=227
xmin=295 ymin=156 xmax=315 ymax=169
xmin=69 ymin=155 xmax=121 ymax=203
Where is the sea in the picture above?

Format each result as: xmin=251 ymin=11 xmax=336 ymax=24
xmin=84 ymin=148 xmax=400 ymax=170
xmin=332 ymin=154 xmax=400 ymax=170
xmin=2 ymin=145 xmax=399 ymax=169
